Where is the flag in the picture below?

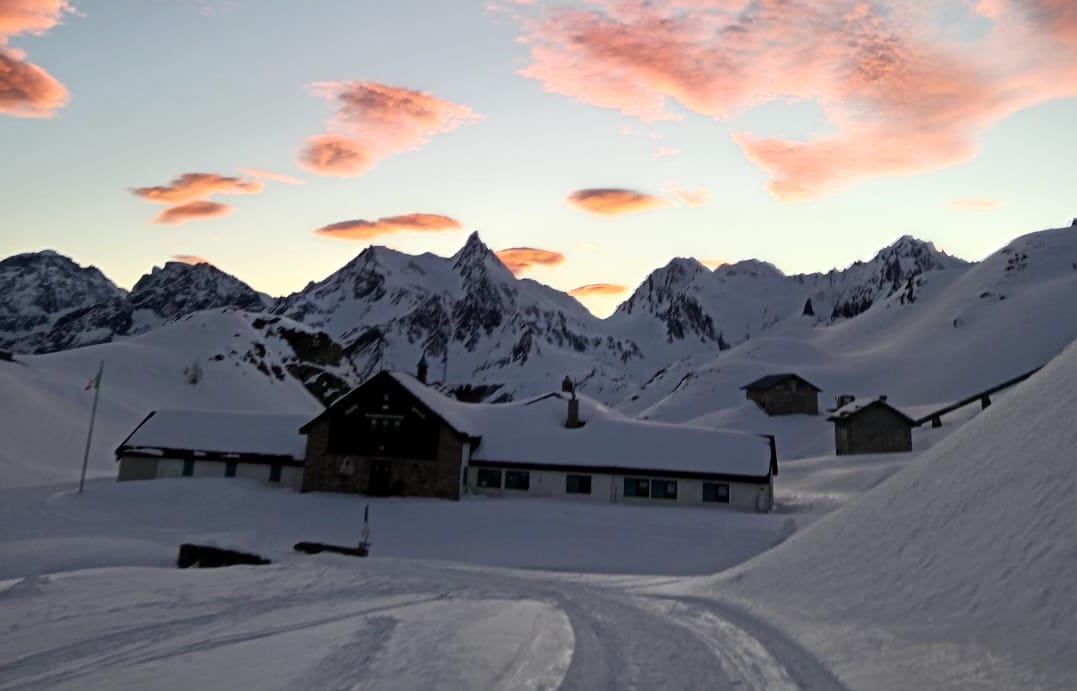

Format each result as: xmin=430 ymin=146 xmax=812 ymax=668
xmin=85 ymin=363 xmax=103 ymax=391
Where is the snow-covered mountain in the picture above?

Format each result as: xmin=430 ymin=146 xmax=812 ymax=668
xmin=0 ymin=251 xmax=127 ymax=354
xmin=274 ymin=231 xmax=643 ymax=401
xmin=622 ymin=224 xmax=1077 ymax=424
xmin=0 ymin=255 xmax=273 ymax=354
xmin=607 ymin=235 xmax=967 ymax=361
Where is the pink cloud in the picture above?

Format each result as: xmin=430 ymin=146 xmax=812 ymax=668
xmin=664 ymin=181 xmax=710 ymax=206
xmin=948 ymin=197 xmax=999 ymax=209
xmin=131 ymin=172 xmax=263 ymax=204
xmin=153 ymin=201 xmax=233 ymax=225
xmin=511 ymin=1 xmax=1077 ymax=201
xmin=495 ymin=247 xmax=566 ymax=274
xmin=0 ymin=1 xmax=73 ymax=118
xmin=171 ymin=254 xmax=214 ymax=266
xmin=314 ymin=213 xmax=463 ymax=240
xmin=298 ymin=82 xmax=480 ymax=177
xmin=238 ymin=168 xmax=305 ymax=185
xmin=568 ymin=283 xmax=626 ymax=296
xmin=566 ymin=188 xmax=670 ymax=216
xmin=653 ymin=147 xmax=681 ymax=159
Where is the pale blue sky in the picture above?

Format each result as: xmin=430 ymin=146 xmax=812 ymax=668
xmin=1 ymin=1 xmax=1074 ymax=316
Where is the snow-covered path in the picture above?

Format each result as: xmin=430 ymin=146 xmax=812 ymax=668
xmin=0 ymin=556 xmax=846 ymax=691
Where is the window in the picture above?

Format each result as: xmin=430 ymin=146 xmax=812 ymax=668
xmin=505 ymin=470 xmax=530 ymax=491
xmin=182 ymin=459 xmax=194 ymax=477
xmin=702 ymin=482 xmax=730 ymax=503
xmin=566 ymin=474 xmax=592 ymax=495
xmin=477 ymin=468 xmax=502 ymax=488
xmin=623 ymin=477 xmax=650 ymax=497
xmin=651 ymin=479 xmax=678 ymax=500
xmin=269 ymin=463 xmax=282 ymax=483
xmin=225 ymin=461 xmax=237 ymax=478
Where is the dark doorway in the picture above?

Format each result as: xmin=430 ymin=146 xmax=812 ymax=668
xmin=368 ymin=460 xmax=392 ymax=496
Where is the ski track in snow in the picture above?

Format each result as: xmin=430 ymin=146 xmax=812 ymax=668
xmin=0 ymin=557 xmax=848 ymax=691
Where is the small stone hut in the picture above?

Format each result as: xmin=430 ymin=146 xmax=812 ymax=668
xmin=741 ymin=373 xmax=821 ymax=415
xmin=827 ymin=397 xmax=915 ymax=455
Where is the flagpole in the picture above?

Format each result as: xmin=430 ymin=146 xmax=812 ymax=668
xmin=78 ymin=360 xmax=104 ymax=494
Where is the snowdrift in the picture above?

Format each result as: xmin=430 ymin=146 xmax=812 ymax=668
xmin=713 ymin=337 xmax=1077 ymax=689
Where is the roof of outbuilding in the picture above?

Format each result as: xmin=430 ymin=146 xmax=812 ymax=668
xmin=116 ymin=409 xmax=310 ymax=461
xmin=827 ymin=398 xmax=915 ymax=425
xmin=740 ymin=373 xmax=822 ymax=392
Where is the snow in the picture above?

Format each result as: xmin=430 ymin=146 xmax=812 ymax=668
xmin=119 ymin=410 xmax=310 ymax=460
xmin=390 ymin=372 xmax=774 ymax=477
xmin=695 ymin=337 xmax=1077 ymax=689
xmin=826 ymin=396 xmax=912 ymax=421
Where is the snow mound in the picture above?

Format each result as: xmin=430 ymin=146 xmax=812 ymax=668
xmin=716 ymin=337 xmax=1077 ymax=688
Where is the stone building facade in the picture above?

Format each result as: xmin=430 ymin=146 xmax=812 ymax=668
xmin=828 ymin=398 xmax=915 ymax=455
xmin=741 ymin=373 xmax=821 ymax=415
xmin=299 ymin=371 xmax=470 ymax=499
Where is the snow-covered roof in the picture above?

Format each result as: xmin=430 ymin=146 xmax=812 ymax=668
xmin=117 ymin=409 xmax=310 ymax=460
xmin=383 ymin=373 xmax=773 ymax=479
xmin=827 ymin=397 xmax=914 ymax=424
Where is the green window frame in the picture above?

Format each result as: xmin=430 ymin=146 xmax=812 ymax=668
xmin=225 ymin=461 xmax=237 ymax=478
xmin=650 ymin=479 xmax=678 ymax=500
xmin=623 ymin=477 xmax=650 ymax=497
xmin=269 ymin=463 xmax=282 ymax=483
xmin=182 ymin=459 xmax=195 ymax=477
xmin=477 ymin=468 xmax=502 ymax=488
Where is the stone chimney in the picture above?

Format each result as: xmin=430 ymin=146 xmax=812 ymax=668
xmin=879 ymin=394 xmax=888 ymax=402
xmin=561 ymin=375 xmax=574 ymax=393
xmin=416 ymin=353 xmax=429 ymax=384
xmin=566 ymin=395 xmax=582 ymax=429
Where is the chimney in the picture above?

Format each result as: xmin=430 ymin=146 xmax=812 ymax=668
xmin=566 ymin=396 xmax=582 ymax=429
xmin=879 ymin=394 xmax=888 ymax=402
xmin=561 ymin=375 xmax=574 ymax=393
xmin=835 ymin=394 xmax=855 ymax=408
xmin=416 ymin=353 xmax=429 ymax=384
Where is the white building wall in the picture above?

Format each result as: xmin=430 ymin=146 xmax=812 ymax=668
xmin=157 ymin=458 xmax=185 ymax=478
xmin=120 ymin=455 xmax=305 ymax=491
xmin=468 ymin=467 xmax=772 ymax=512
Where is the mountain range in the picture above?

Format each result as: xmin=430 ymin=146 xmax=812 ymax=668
xmin=2 ymin=224 xmax=1074 ymax=408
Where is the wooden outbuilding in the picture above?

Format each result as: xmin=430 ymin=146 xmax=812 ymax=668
xmin=741 ymin=373 xmax=821 ymax=415
xmin=827 ymin=397 xmax=915 ymax=455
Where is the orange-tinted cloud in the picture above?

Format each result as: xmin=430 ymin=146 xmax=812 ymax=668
xmin=512 ymin=1 xmax=1077 ymax=201
xmin=664 ymin=181 xmax=710 ymax=207
xmin=0 ymin=1 xmax=73 ymax=118
xmin=698 ymin=258 xmax=729 ymax=270
xmin=569 ymin=283 xmax=626 ymax=296
xmin=495 ymin=247 xmax=566 ymax=274
xmin=654 ymin=147 xmax=681 ymax=158
xmin=153 ymin=201 xmax=233 ymax=225
xmin=314 ymin=213 xmax=462 ymax=240
xmin=297 ymin=134 xmax=373 ymax=177
xmin=171 ymin=254 xmax=214 ymax=266
xmin=566 ymin=188 xmax=670 ymax=216
xmin=131 ymin=173 xmax=263 ymax=204
xmin=948 ymin=197 xmax=999 ymax=209
xmin=298 ymin=82 xmax=480 ymax=177
xmin=238 ymin=168 xmax=305 ymax=185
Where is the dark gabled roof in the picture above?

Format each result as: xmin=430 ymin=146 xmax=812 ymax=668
xmin=299 ymin=370 xmax=477 ymax=439
xmin=826 ymin=398 xmax=916 ymax=425
xmin=740 ymin=373 xmax=822 ymax=392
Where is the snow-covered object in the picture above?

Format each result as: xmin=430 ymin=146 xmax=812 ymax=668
xmin=0 ymin=254 xmax=274 ymax=354
xmin=119 ymin=409 xmax=310 ymax=460
xmin=129 ymin=261 xmax=271 ymax=325
xmin=826 ymin=396 xmax=913 ymax=421
xmin=713 ymin=337 xmax=1077 ymax=689
xmin=0 ymin=251 xmax=127 ymax=354
xmin=275 ymin=232 xmax=643 ymax=402
xmin=0 ymin=310 xmax=345 ymax=488
xmin=625 ymin=224 xmax=1077 ymax=427
xmin=388 ymin=372 xmax=773 ymax=477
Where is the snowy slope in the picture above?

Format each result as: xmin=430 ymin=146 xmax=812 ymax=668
xmin=0 ymin=310 xmax=359 ymax=488
xmin=626 ymin=224 xmax=1077 ymax=424
xmin=704 ymin=337 xmax=1077 ymax=690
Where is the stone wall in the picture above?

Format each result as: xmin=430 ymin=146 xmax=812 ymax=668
xmin=834 ymin=406 xmax=912 ymax=455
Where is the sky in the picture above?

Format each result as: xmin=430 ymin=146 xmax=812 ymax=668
xmin=1 ymin=0 xmax=1075 ymax=317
